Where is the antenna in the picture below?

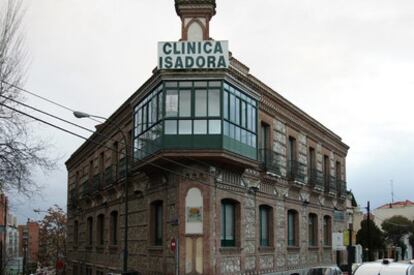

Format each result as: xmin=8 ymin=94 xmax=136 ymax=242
xmin=390 ymin=179 xmax=394 ymax=203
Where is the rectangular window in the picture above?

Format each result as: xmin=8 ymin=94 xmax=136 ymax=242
xmin=323 ymin=216 xmax=331 ymax=246
xmin=179 ymin=120 xmax=192 ymax=135
xmin=136 ymin=109 xmax=142 ymax=135
xmin=287 ymin=210 xmax=297 ymax=246
xmin=208 ymin=89 xmax=220 ymax=116
xmin=153 ymin=202 xmax=163 ymax=246
xmin=223 ymin=90 xmax=229 ymax=119
xmin=259 ymin=206 xmax=270 ymax=246
xmin=308 ymin=214 xmax=317 ymax=246
xmin=179 ymin=90 xmax=191 ymax=117
xmin=324 ymin=155 xmax=330 ymax=188
xmin=165 ymin=120 xmax=177 ymax=135
xmin=166 ymin=90 xmax=178 ymax=117
xmin=241 ymin=102 xmax=247 ymax=127
xmin=235 ymin=97 xmax=240 ymax=124
xmin=221 ymin=200 xmax=235 ymax=247
xmin=194 ymin=120 xmax=207 ymax=134
xmin=229 ymin=94 xmax=236 ymax=122
xmin=195 ymin=90 xmax=207 ymax=117
xmin=158 ymin=92 xmax=163 ymax=120
xmin=288 ymin=137 xmax=296 ymax=161
xmin=151 ymin=96 xmax=157 ymax=123
xmin=209 ymin=120 xmax=221 ymax=134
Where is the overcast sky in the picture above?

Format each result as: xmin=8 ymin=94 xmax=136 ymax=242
xmin=9 ymin=0 xmax=414 ymax=222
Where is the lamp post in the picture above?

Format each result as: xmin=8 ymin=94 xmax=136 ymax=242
xmin=73 ymin=111 xmax=130 ymax=274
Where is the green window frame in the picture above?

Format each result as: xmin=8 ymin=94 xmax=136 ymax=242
xmin=323 ymin=215 xmax=331 ymax=246
xmin=287 ymin=209 xmax=298 ymax=246
xmin=221 ymin=199 xmax=236 ymax=247
xmin=308 ymin=213 xmax=318 ymax=246
xmin=259 ymin=205 xmax=271 ymax=247
xmin=152 ymin=201 xmax=163 ymax=246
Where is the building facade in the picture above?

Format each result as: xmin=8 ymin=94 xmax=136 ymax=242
xmin=18 ymin=220 xmax=40 ymax=272
xmin=66 ymin=1 xmax=349 ymax=274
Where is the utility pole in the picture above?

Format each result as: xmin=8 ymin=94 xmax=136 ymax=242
xmin=366 ymin=201 xmax=371 ymax=261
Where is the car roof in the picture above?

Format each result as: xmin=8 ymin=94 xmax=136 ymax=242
xmin=354 ymin=262 xmax=414 ymax=275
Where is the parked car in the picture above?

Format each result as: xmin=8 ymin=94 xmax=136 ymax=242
xmin=353 ymin=261 xmax=414 ymax=275
xmin=306 ymin=266 xmax=343 ymax=275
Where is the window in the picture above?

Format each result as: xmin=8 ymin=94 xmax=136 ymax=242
xmin=195 ymin=90 xmax=207 ymax=117
xmin=113 ymin=141 xmax=118 ymax=177
xmin=194 ymin=120 xmax=207 ymax=134
xmin=179 ymin=90 xmax=191 ymax=117
xmin=85 ymin=267 xmax=92 ymax=275
xmin=166 ymin=90 xmax=178 ymax=117
xmin=308 ymin=213 xmax=318 ymax=247
xmin=288 ymin=136 xmax=296 ymax=161
xmin=97 ymin=214 xmax=105 ymax=246
xmin=73 ymin=220 xmax=79 ymax=246
xmin=110 ymin=211 xmax=118 ymax=245
xmin=324 ymin=155 xmax=330 ymax=188
xmin=259 ymin=205 xmax=272 ymax=247
xmin=208 ymin=89 xmax=220 ymax=116
xmin=323 ymin=215 xmax=332 ymax=246
xmin=287 ymin=209 xmax=298 ymax=246
xmin=87 ymin=217 xmax=93 ymax=246
xmin=151 ymin=201 xmax=163 ymax=246
xmin=221 ymin=199 xmax=238 ymax=247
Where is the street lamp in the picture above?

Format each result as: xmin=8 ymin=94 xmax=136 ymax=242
xmin=73 ymin=111 xmax=130 ymax=274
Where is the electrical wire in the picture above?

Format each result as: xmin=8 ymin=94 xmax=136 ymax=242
xmin=0 ymin=80 xmax=224 ymax=175
xmin=0 ymin=101 xmax=255 ymax=196
xmin=0 ymin=93 xmax=222 ymax=182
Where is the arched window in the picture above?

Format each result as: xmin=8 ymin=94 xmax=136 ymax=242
xmin=97 ymin=214 xmax=105 ymax=245
xmin=73 ymin=220 xmax=79 ymax=246
xmin=323 ymin=215 xmax=332 ymax=246
xmin=259 ymin=205 xmax=273 ymax=247
xmin=308 ymin=213 xmax=318 ymax=247
xmin=151 ymin=200 xmax=163 ymax=246
xmin=221 ymin=199 xmax=239 ymax=247
xmin=287 ymin=209 xmax=299 ymax=246
xmin=87 ymin=217 xmax=93 ymax=246
xmin=110 ymin=211 xmax=118 ymax=245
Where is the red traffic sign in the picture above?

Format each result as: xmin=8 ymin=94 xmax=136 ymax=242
xmin=56 ymin=259 xmax=64 ymax=270
xmin=170 ymin=238 xmax=176 ymax=252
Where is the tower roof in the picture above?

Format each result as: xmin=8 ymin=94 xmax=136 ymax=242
xmin=175 ymin=0 xmax=216 ymax=18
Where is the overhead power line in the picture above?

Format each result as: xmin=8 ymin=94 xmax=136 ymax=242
xmin=0 ymin=101 xmax=265 ymax=197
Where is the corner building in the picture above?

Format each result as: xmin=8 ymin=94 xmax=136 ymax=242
xmin=66 ymin=1 xmax=349 ymax=274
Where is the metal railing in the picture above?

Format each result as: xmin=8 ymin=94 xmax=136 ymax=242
xmin=308 ymin=168 xmax=324 ymax=189
xmin=337 ymin=179 xmax=347 ymax=197
xmin=287 ymin=160 xmax=306 ymax=183
xmin=258 ymin=148 xmax=283 ymax=176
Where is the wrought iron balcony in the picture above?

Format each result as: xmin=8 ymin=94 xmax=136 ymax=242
xmin=337 ymin=179 xmax=347 ymax=197
xmin=287 ymin=160 xmax=306 ymax=183
xmin=104 ymin=166 xmax=114 ymax=188
xmin=308 ymin=168 xmax=323 ymax=189
xmin=324 ymin=175 xmax=337 ymax=193
xmin=258 ymin=148 xmax=282 ymax=176
xmin=118 ymin=157 xmax=127 ymax=179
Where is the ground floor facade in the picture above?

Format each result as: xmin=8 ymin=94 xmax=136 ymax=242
xmin=66 ymin=163 xmax=346 ymax=275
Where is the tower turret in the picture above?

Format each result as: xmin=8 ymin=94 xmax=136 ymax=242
xmin=175 ymin=0 xmax=216 ymax=41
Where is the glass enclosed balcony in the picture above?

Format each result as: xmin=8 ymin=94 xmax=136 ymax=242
xmin=133 ymin=80 xmax=258 ymax=162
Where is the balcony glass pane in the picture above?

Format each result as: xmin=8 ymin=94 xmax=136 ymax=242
xmin=179 ymin=90 xmax=191 ymax=117
xmin=195 ymin=90 xmax=207 ymax=117
xmin=209 ymin=120 xmax=221 ymax=134
xmin=166 ymin=90 xmax=178 ymax=117
xmin=223 ymin=91 xmax=229 ymax=119
xmin=165 ymin=120 xmax=177 ymax=134
xmin=158 ymin=92 xmax=163 ymax=120
xmin=229 ymin=94 xmax=236 ymax=122
xmin=208 ymin=89 xmax=220 ymax=116
xmin=194 ymin=120 xmax=207 ymax=134
xmin=179 ymin=120 xmax=192 ymax=135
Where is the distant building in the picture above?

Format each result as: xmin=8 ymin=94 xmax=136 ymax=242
xmin=18 ymin=220 xmax=40 ymax=270
xmin=5 ymin=214 xmax=22 ymax=275
xmin=66 ymin=0 xmax=349 ymax=274
xmin=373 ymin=200 xmax=414 ymax=260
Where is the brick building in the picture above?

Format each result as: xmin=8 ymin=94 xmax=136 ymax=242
xmin=18 ymin=220 xmax=40 ymax=270
xmin=66 ymin=1 xmax=349 ymax=274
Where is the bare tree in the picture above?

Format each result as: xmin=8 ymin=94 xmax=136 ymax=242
xmin=0 ymin=0 xmax=55 ymax=195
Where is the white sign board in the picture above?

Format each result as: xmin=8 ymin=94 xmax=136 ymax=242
xmin=158 ymin=40 xmax=229 ymax=70
xmin=332 ymin=232 xmax=346 ymax=251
